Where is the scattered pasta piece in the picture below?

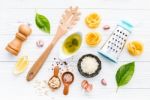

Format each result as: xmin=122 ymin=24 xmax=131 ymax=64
xmin=127 ymin=41 xmax=144 ymax=56
xmin=86 ymin=32 xmax=101 ymax=46
xmin=85 ymin=13 xmax=101 ymax=29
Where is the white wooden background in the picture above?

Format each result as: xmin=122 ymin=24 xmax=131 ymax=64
xmin=0 ymin=0 xmax=150 ymax=100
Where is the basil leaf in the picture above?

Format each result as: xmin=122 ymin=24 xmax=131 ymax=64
xmin=35 ymin=13 xmax=50 ymax=33
xmin=116 ymin=62 xmax=135 ymax=87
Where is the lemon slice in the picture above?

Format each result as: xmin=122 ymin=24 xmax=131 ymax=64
xmin=127 ymin=41 xmax=144 ymax=56
xmin=14 ymin=56 xmax=29 ymax=75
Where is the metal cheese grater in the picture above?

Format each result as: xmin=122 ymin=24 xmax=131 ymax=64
xmin=98 ymin=20 xmax=133 ymax=63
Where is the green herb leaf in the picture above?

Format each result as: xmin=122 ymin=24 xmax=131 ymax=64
xmin=116 ymin=62 xmax=135 ymax=88
xmin=35 ymin=13 xmax=50 ymax=33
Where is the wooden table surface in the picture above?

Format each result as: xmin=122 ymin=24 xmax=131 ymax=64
xmin=0 ymin=0 xmax=150 ymax=100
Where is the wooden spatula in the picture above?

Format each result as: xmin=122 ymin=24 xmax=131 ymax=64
xmin=26 ymin=7 xmax=81 ymax=81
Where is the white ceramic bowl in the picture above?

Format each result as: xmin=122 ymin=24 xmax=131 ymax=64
xmin=59 ymin=32 xmax=83 ymax=60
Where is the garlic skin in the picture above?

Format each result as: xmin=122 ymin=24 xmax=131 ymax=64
xmin=36 ymin=40 xmax=44 ymax=48
xmin=103 ymin=25 xmax=110 ymax=30
xmin=101 ymin=78 xmax=107 ymax=86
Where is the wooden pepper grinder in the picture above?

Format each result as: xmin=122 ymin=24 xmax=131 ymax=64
xmin=5 ymin=24 xmax=32 ymax=56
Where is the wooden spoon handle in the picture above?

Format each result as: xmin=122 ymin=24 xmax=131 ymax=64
xmin=54 ymin=66 xmax=59 ymax=77
xmin=26 ymin=32 xmax=62 ymax=81
xmin=26 ymin=43 xmax=54 ymax=81
xmin=63 ymin=84 xmax=70 ymax=95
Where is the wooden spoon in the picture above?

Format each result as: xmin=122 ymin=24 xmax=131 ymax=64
xmin=62 ymin=72 xmax=74 ymax=95
xmin=26 ymin=7 xmax=80 ymax=81
xmin=48 ymin=66 xmax=61 ymax=89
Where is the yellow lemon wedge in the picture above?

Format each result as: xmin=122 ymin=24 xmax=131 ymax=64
xmin=86 ymin=32 xmax=101 ymax=46
xmin=127 ymin=41 xmax=144 ymax=56
xmin=85 ymin=13 xmax=101 ymax=29
xmin=14 ymin=56 xmax=29 ymax=75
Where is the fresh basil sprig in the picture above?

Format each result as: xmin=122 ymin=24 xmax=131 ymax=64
xmin=35 ymin=13 xmax=50 ymax=34
xmin=116 ymin=62 xmax=135 ymax=88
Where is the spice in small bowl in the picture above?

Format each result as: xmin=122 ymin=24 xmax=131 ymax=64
xmin=48 ymin=66 xmax=61 ymax=90
xmin=48 ymin=77 xmax=61 ymax=89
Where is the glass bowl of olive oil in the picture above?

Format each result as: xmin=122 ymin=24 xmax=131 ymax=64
xmin=59 ymin=32 xmax=82 ymax=60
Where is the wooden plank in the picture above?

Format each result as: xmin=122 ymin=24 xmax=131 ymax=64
xmin=0 ymin=9 xmax=150 ymax=35
xmin=1 ymin=0 xmax=150 ymax=99
xmin=1 ymin=0 xmax=150 ymax=10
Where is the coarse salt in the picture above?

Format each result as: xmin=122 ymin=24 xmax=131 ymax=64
xmin=81 ymin=56 xmax=98 ymax=74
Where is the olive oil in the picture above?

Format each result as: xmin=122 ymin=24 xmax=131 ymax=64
xmin=63 ymin=33 xmax=82 ymax=55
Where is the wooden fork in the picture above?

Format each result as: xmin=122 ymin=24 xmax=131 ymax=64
xmin=26 ymin=7 xmax=81 ymax=81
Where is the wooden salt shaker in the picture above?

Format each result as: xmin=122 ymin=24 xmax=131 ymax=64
xmin=5 ymin=24 xmax=32 ymax=56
